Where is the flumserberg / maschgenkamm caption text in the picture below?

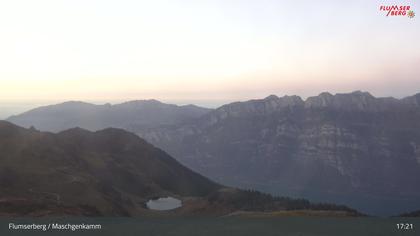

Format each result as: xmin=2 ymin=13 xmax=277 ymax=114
xmin=8 ymin=222 xmax=102 ymax=232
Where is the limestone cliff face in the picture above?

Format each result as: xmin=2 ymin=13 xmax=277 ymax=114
xmin=138 ymin=91 xmax=420 ymax=215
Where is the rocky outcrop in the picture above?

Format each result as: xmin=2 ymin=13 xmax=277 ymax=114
xmin=137 ymin=91 xmax=420 ymax=216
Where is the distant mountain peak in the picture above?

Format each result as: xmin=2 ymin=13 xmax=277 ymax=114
xmin=318 ymin=91 xmax=333 ymax=97
xmin=7 ymin=99 xmax=212 ymax=132
xmin=61 ymin=100 xmax=91 ymax=105
xmin=305 ymin=91 xmax=385 ymax=110
xmin=58 ymin=126 xmax=91 ymax=135
xmin=120 ymin=99 xmax=164 ymax=106
xmin=195 ymin=91 xmax=420 ymax=129
xmin=264 ymin=94 xmax=279 ymax=100
xmin=402 ymin=93 xmax=420 ymax=106
xmin=55 ymin=101 xmax=96 ymax=107
xmin=349 ymin=90 xmax=373 ymax=96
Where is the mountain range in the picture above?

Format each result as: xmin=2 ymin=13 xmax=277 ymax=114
xmin=0 ymin=120 xmax=220 ymax=216
xmin=7 ymin=100 xmax=211 ymax=132
xmin=0 ymin=121 xmax=358 ymax=217
xmin=6 ymin=91 xmax=420 ymax=216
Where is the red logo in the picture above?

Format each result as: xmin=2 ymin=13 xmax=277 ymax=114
xmin=379 ymin=5 xmax=415 ymax=18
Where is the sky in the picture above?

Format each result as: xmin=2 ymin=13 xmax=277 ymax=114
xmin=0 ymin=0 xmax=419 ymax=117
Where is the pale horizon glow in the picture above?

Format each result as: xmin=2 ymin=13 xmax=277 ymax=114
xmin=1 ymin=0 xmax=420 ymax=118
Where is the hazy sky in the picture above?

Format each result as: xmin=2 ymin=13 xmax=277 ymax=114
xmin=0 ymin=0 xmax=419 ymax=112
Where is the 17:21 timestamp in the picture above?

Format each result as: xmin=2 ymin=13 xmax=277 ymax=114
xmin=397 ymin=223 xmax=414 ymax=230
